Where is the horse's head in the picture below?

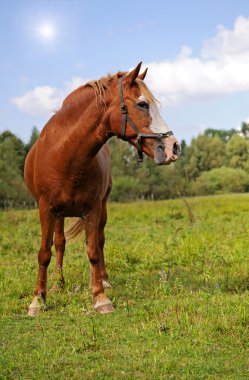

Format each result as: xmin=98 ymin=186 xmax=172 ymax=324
xmin=108 ymin=62 xmax=180 ymax=164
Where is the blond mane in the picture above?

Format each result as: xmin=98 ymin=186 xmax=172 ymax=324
xmin=62 ymin=71 xmax=158 ymax=109
xmin=87 ymin=74 xmax=113 ymax=107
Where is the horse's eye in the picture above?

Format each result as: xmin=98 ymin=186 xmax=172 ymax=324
xmin=137 ymin=101 xmax=149 ymax=109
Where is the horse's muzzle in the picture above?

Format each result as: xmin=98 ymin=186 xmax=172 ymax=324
xmin=154 ymin=137 xmax=180 ymax=165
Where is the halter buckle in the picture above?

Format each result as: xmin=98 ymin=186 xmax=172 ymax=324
xmin=120 ymin=103 xmax=127 ymax=114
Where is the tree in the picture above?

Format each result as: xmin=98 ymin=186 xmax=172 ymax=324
xmin=240 ymin=122 xmax=249 ymax=139
xmin=180 ymin=139 xmax=187 ymax=156
xmin=108 ymin=138 xmax=137 ymax=178
xmin=0 ymin=131 xmax=26 ymax=173
xmin=226 ymin=135 xmax=249 ymax=171
xmin=204 ymin=128 xmax=237 ymax=142
xmin=183 ymin=135 xmax=226 ymax=179
xmin=0 ymin=138 xmax=31 ymax=208
xmin=25 ymin=126 xmax=40 ymax=153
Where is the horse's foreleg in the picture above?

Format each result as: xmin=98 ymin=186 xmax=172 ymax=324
xmin=99 ymin=200 xmax=111 ymax=289
xmin=50 ymin=217 xmax=65 ymax=292
xmin=85 ymin=202 xmax=114 ymax=314
xmin=28 ymin=199 xmax=55 ymax=316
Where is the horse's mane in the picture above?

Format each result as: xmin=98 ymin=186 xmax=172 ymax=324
xmin=62 ymin=71 xmax=157 ymax=109
xmin=86 ymin=74 xmax=116 ymax=107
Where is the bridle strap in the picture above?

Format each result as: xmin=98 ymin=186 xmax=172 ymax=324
xmin=118 ymin=76 xmax=174 ymax=162
xmin=118 ymin=76 xmax=128 ymax=139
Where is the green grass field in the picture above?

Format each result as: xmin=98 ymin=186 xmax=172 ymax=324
xmin=0 ymin=194 xmax=248 ymax=379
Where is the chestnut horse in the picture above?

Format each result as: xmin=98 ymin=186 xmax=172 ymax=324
xmin=24 ymin=62 xmax=180 ymax=315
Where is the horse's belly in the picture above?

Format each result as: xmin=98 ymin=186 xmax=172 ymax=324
xmin=49 ymin=192 xmax=93 ymax=218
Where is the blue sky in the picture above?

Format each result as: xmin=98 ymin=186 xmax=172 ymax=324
xmin=1 ymin=0 xmax=249 ymax=143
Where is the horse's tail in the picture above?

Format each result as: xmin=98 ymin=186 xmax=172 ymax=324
xmin=65 ymin=218 xmax=85 ymax=241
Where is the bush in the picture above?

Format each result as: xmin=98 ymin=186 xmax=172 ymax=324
xmin=193 ymin=167 xmax=249 ymax=195
xmin=110 ymin=176 xmax=141 ymax=202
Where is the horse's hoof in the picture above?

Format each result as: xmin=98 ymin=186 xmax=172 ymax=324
xmin=95 ymin=303 xmax=115 ymax=314
xmin=94 ymin=294 xmax=114 ymax=314
xmin=27 ymin=306 xmax=40 ymax=317
xmin=27 ymin=296 xmax=47 ymax=317
xmin=102 ymin=279 xmax=112 ymax=289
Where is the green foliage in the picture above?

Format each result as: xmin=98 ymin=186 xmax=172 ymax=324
xmin=240 ymin=122 xmax=249 ymax=139
xmin=183 ymin=135 xmax=226 ymax=179
xmin=111 ymin=176 xmax=141 ymax=201
xmin=0 ymin=129 xmax=39 ymax=208
xmin=194 ymin=167 xmax=249 ymax=195
xmin=226 ymin=135 xmax=249 ymax=171
xmin=106 ymin=120 xmax=249 ymax=200
xmin=204 ymin=127 xmax=237 ymax=142
xmin=25 ymin=126 xmax=40 ymax=153
xmin=0 ymin=130 xmax=26 ymax=173
xmin=0 ymin=195 xmax=248 ymax=378
xmin=0 ymin=138 xmax=30 ymax=208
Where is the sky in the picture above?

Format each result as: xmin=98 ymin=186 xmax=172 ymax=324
xmin=1 ymin=0 xmax=249 ymax=143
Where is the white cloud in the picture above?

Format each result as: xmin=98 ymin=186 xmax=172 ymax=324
xmin=11 ymin=77 xmax=86 ymax=116
xmin=145 ymin=16 xmax=249 ymax=106
xmin=201 ymin=16 xmax=249 ymax=59
xmin=11 ymin=86 xmax=63 ymax=115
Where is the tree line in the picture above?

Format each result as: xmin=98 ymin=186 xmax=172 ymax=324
xmin=1 ymin=123 xmax=249 ymax=208
xmin=0 ymin=127 xmax=39 ymax=209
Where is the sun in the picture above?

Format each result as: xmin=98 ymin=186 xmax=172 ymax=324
xmin=25 ymin=12 xmax=60 ymax=47
xmin=35 ymin=21 xmax=57 ymax=43
xmin=39 ymin=23 xmax=55 ymax=39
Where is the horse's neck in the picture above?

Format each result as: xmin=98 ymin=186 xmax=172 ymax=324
xmin=59 ymin=92 xmax=108 ymax=164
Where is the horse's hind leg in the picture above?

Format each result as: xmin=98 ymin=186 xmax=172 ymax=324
xmin=99 ymin=199 xmax=111 ymax=289
xmin=85 ymin=200 xmax=114 ymax=314
xmin=50 ymin=217 xmax=66 ymax=292
xmin=28 ymin=198 xmax=55 ymax=316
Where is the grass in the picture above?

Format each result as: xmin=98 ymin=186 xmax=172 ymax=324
xmin=0 ymin=194 xmax=248 ymax=379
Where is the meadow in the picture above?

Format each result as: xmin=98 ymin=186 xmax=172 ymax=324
xmin=0 ymin=194 xmax=248 ymax=379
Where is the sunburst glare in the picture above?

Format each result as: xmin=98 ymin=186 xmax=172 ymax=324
xmin=32 ymin=17 xmax=58 ymax=45
xmin=36 ymin=21 xmax=57 ymax=44
xmin=24 ymin=11 xmax=62 ymax=48
xmin=38 ymin=23 xmax=56 ymax=40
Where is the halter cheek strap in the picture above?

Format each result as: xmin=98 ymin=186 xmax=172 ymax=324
xmin=118 ymin=76 xmax=174 ymax=162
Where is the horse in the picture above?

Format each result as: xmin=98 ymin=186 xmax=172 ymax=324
xmin=24 ymin=62 xmax=180 ymax=316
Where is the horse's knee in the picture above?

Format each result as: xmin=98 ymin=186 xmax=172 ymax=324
xmin=88 ymin=255 xmax=100 ymax=266
xmin=38 ymin=248 xmax=52 ymax=267
xmin=87 ymin=244 xmax=100 ymax=265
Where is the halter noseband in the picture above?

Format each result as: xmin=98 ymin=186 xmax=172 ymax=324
xmin=118 ymin=76 xmax=174 ymax=163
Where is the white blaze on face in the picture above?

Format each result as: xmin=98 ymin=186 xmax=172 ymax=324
xmin=138 ymin=95 xmax=171 ymax=134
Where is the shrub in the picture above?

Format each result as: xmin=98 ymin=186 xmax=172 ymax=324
xmin=110 ymin=176 xmax=141 ymax=202
xmin=193 ymin=167 xmax=249 ymax=195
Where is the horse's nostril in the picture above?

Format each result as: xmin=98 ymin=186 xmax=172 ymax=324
xmin=173 ymin=143 xmax=180 ymax=156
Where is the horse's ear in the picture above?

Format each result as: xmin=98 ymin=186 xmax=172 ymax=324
xmin=138 ymin=67 xmax=148 ymax=80
xmin=127 ymin=62 xmax=142 ymax=86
